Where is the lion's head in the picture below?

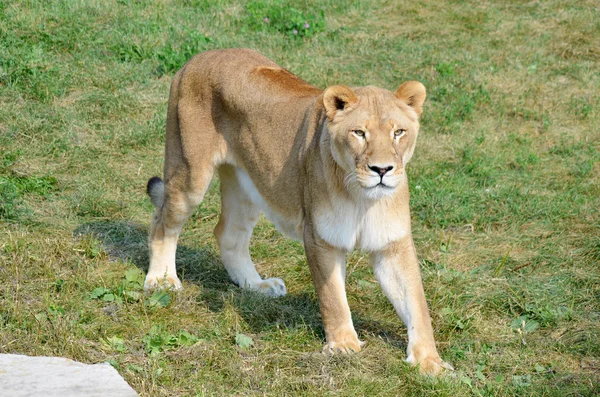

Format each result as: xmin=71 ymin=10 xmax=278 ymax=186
xmin=323 ymin=82 xmax=426 ymax=200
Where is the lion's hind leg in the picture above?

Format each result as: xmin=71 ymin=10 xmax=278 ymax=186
xmin=145 ymin=71 xmax=217 ymax=290
xmin=145 ymin=169 xmax=213 ymax=290
xmin=214 ymin=165 xmax=286 ymax=297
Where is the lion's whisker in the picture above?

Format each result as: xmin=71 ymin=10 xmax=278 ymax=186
xmin=344 ymin=172 xmax=359 ymax=191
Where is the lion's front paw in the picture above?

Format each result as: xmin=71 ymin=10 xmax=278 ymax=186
xmin=144 ymin=274 xmax=182 ymax=291
xmin=248 ymin=277 xmax=287 ymax=297
xmin=406 ymin=353 xmax=454 ymax=376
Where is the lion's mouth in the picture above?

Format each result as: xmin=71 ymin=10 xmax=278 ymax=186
xmin=367 ymin=182 xmax=394 ymax=190
xmin=361 ymin=182 xmax=397 ymax=199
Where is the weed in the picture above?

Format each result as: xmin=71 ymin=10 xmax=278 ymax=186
xmin=510 ymin=315 xmax=540 ymax=345
xmin=143 ymin=326 xmax=199 ymax=356
xmin=235 ymin=333 xmax=254 ymax=349
xmin=147 ymin=290 xmax=171 ymax=308
xmin=103 ymin=335 xmax=128 ymax=353
xmin=88 ymin=268 xmax=172 ymax=307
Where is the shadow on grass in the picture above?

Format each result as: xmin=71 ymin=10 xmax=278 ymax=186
xmin=73 ymin=220 xmax=230 ymax=289
xmin=74 ymin=220 xmax=407 ymax=347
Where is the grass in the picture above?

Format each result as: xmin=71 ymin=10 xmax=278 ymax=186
xmin=1 ymin=0 xmax=599 ymax=395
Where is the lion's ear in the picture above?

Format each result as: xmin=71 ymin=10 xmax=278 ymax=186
xmin=395 ymin=81 xmax=426 ymax=117
xmin=323 ymin=85 xmax=358 ymax=120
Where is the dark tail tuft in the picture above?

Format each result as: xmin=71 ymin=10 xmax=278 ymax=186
xmin=147 ymin=176 xmax=165 ymax=208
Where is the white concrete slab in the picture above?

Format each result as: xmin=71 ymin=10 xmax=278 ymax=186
xmin=0 ymin=354 xmax=139 ymax=397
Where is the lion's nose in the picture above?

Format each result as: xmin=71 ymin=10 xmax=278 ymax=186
xmin=368 ymin=164 xmax=394 ymax=177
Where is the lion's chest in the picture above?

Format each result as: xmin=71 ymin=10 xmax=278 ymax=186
xmin=235 ymin=168 xmax=408 ymax=251
xmin=313 ymin=198 xmax=409 ymax=252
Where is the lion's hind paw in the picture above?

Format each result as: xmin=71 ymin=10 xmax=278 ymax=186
xmin=322 ymin=339 xmax=365 ymax=354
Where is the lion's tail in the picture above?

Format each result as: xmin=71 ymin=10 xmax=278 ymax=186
xmin=147 ymin=176 xmax=165 ymax=208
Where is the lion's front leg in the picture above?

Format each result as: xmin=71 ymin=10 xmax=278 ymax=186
xmin=371 ymin=236 xmax=453 ymax=375
xmin=304 ymin=225 xmax=363 ymax=353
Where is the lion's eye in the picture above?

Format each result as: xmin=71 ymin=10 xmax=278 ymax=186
xmin=394 ymin=129 xmax=406 ymax=138
xmin=352 ymin=130 xmax=366 ymax=138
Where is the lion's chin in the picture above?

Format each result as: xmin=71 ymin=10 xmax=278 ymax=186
xmin=362 ymin=183 xmax=397 ymax=200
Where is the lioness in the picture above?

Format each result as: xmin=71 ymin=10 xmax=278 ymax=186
xmin=146 ymin=49 xmax=452 ymax=375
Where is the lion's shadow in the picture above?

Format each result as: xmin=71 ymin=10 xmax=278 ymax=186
xmin=74 ymin=220 xmax=407 ymax=349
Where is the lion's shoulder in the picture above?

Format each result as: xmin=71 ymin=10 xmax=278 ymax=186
xmin=252 ymin=66 xmax=322 ymax=96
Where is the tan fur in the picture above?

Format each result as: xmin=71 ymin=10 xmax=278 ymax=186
xmin=145 ymin=49 xmax=452 ymax=375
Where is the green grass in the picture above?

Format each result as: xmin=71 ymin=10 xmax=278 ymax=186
xmin=1 ymin=0 xmax=599 ymax=395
